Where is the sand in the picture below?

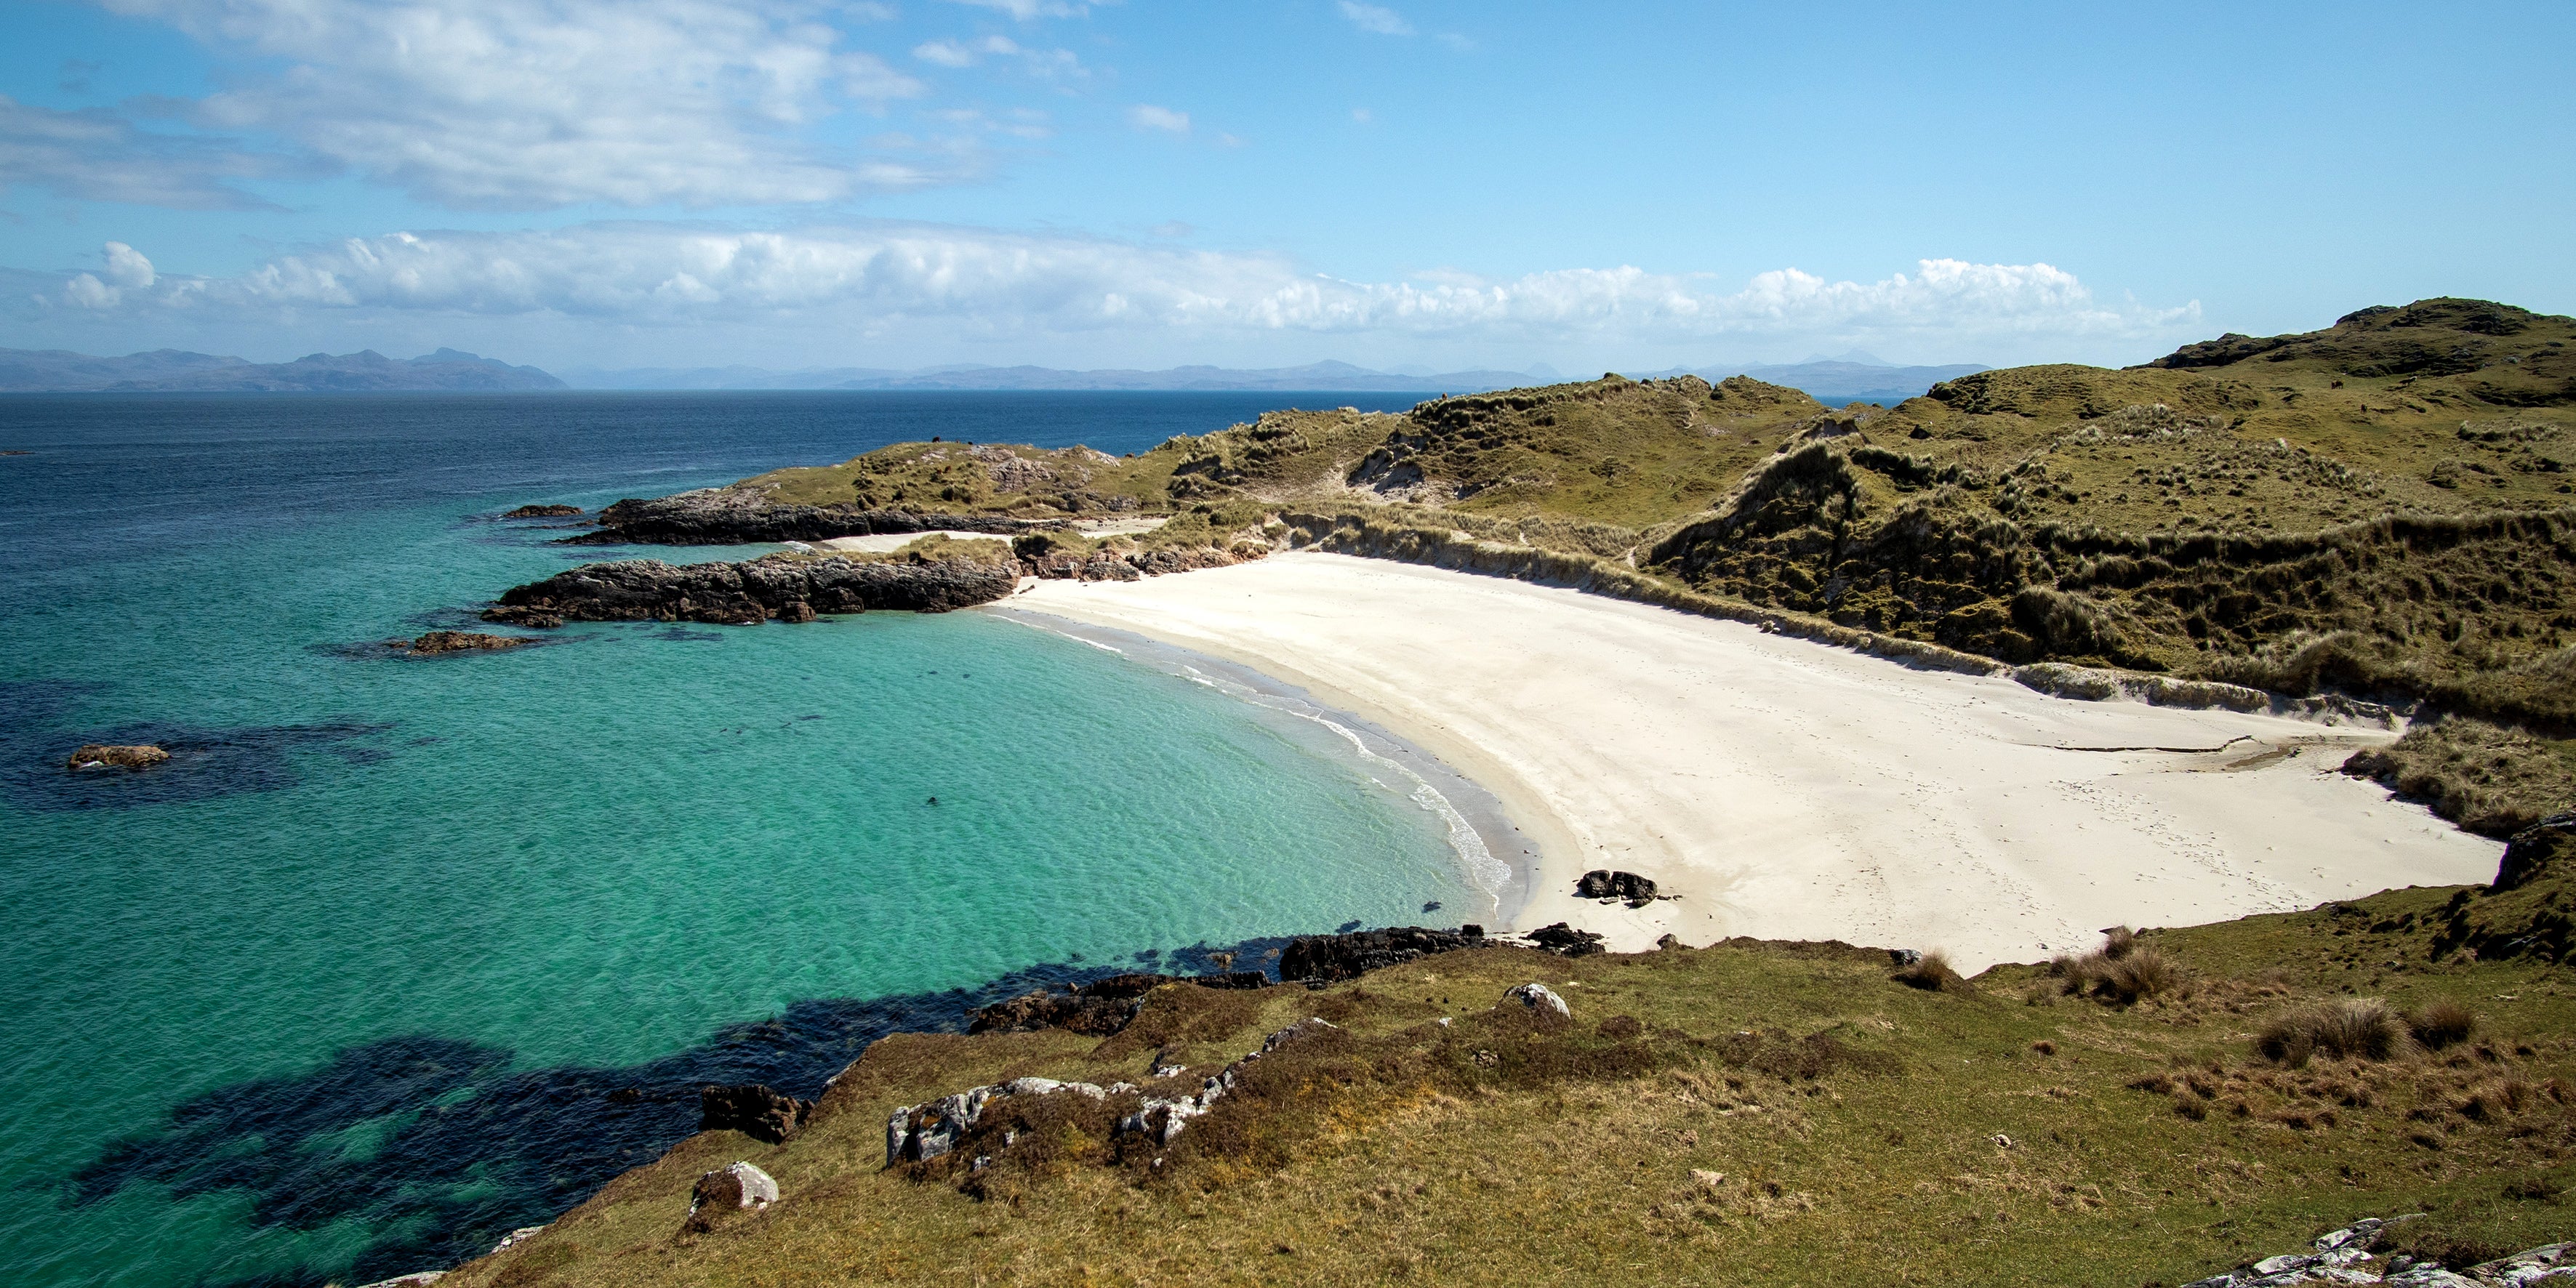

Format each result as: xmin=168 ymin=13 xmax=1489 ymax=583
xmin=818 ymin=531 xmax=1013 ymax=553
xmin=1006 ymin=552 xmax=2501 ymax=970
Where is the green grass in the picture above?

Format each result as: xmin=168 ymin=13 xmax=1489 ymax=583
xmin=435 ymin=885 xmax=2576 ymax=1288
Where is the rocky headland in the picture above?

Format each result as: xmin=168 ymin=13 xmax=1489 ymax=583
xmin=489 ymin=554 xmax=1020 ymax=624
xmin=566 ymin=489 xmax=1067 ymax=546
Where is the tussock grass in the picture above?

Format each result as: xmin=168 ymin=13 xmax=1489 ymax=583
xmin=2410 ymin=999 xmax=2481 ymax=1052
xmin=2258 ymin=998 xmax=2409 ymax=1065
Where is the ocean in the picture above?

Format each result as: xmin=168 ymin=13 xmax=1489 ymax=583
xmin=0 ymin=392 xmax=1482 ymax=1288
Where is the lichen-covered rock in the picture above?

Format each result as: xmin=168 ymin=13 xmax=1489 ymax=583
xmin=683 ymin=1162 xmax=778 ymax=1232
xmin=2175 ymin=1216 xmax=2576 ymax=1286
xmin=1114 ymin=1018 xmax=1336 ymax=1146
xmin=65 ymin=744 xmax=169 ymax=770
xmin=1504 ymin=983 xmax=1570 ymax=1018
xmin=886 ymin=1078 xmax=1117 ymax=1165
xmin=699 ymin=1083 xmax=813 ymax=1144
xmin=494 ymin=554 xmax=1017 ymax=624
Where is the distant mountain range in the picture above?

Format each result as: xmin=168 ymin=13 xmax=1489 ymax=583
xmin=1 ymin=347 xmax=1988 ymax=401
xmin=558 ymin=359 xmax=1546 ymax=393
xmin=0 ymin=347 xmax=565 ymax=392
xmin=1642 ymin=352 xmax=1992 ymax=403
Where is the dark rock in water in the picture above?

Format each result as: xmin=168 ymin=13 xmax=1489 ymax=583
xmin=503 ymin=504 xmax=584 ymax=518
xmin=777 ymin=600 xmax=817 ymax=624
xmin=1278 ymin=925 xmax=1488 ymax=983
xmin=403 ymin=631 xmax=529 ymax=654
xmin=969 ymin=973 xmax=1169 ymax=1036
xmin=698 ymin=1084 xmax=812 ymax=1144
xmin=479 ymin=605 xmax=564 ymax=629
xmin=1576 ymin=869 xmax=1658 ymax=903
xmin=2494 ymin=813 xmax=2575 ymax=892
xmin=494 ymin=553 xmax=1016 ymax=625
xmin=65 ymin=744 xmax=169 ymax=770
xmin=1524 ymin=922 xmax=1607 ymax=957
xmin=570 ymin=488 xmax=1064 ymax=546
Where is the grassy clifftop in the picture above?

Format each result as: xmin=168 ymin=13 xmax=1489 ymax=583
xmin=437 ymin=878 xmax=2576 ymax=1287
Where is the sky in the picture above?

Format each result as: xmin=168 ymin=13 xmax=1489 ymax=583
xmin=1 ymin=0 xmax=2571 ymax=374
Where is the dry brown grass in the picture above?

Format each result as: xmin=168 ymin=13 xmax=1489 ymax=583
xmin=2411 ymin=999 xmax=2482 ymax=1052
xmin=2257 ymin=997 xmax=2410 ymax=1065
xmin=2049 ymin=930 xmax=2185 ymax=1004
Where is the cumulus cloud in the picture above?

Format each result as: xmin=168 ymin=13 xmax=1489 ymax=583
xmin=0 ymin=94 xmax=302 ymax=209
xmin=45 ymin=225 xmax=2201 ymax=363
xmin=1337 ymin=1 xmax=1412 ymax=36
xmin=1127 ymin=104 xmax=1190 ymax=134
xmin=94 ymin=0 xmax=932 ymax=209
xmin=947 ymin=0 xmax=1096 ymax=18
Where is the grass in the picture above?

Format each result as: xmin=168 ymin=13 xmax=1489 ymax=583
xmin=430 ymin=882 xmax=2576 ymax=1288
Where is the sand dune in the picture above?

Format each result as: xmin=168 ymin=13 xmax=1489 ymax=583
xmin=1007 ymin=552 xmax=2499 ymax=970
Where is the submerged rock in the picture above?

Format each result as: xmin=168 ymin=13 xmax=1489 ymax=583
xmin=478 ymin=605 xmax=564 ymax=629
xmin=502 ymin=504 xmax=583 ymax=518
xmin=401 ymin=631 xmax=529 ymax=654
xmin=699 ymin=1083 xmax=813 ymax=1144
xmin=65 ymin=744 xmax=169 ymax=770
xmin=493 ymin=553 xmax=1017 ymax=625
xmin=968 ymin=972 xmax=1266 ymax=1037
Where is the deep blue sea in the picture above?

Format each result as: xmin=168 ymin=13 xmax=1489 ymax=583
xmin=0 ymin=391 xmax=1477 ymax=1288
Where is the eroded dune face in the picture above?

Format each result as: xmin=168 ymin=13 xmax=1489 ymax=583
xmin=1013 ymin=552 xmax=2500 ymax=971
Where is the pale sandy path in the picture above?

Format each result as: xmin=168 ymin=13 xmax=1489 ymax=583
xmin=1005 ymin=552 xmax=2500 ymax=970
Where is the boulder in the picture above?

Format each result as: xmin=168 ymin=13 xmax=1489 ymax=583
xmin=1503 ymin=983 xmax=1570 ymax=1018
xmin=699 ymin=1083 xmax=813 ymax=1144
xmin=404 ymin=631 xmax=529 ymax=653
xmin=1575 ymin=869 xmax=1659 ymax=903
xmin=503 ymin=504 xmax=583 ymax=518
xmin=683 ymin=1162 xmax=778 ymax=1232
xmin=65 ymin=744 xmax=168 ymax=770
xmin=776 ymin=600 xmax=817 ymax=624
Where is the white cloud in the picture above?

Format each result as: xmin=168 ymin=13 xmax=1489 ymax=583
xmin=914 ymin=35 xmax=1017 ymax=65
xmin=45 ymin=225 xmax=2201 ymax=364
xmin=95 ymin=0 xmax=933 ymax=209
xmin=1127 ymin=104 xmax=1190 ymax=134
xmin=1337 ymin=1 xmax=1412 ymax=36
xmin=103 ymin=242 xmax=158 ymax=289
xmin=947 ymin=0 xmax=1094 ymax=17
xmin=0 ymin=93 xmax=302 ymax=209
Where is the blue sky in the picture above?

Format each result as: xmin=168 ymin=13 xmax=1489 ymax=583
xmin=3 ymin=0 xmax=2570 ymax=372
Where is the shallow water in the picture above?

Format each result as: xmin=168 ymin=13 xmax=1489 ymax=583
xmin=0 ymin=392 xmax=1475 ymax=1287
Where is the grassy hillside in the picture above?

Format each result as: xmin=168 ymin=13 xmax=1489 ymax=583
xmin=433 ymin=875 xmax=2576 ymax=1288
xmin=708 ymin=298 xmax=2576 ymax=835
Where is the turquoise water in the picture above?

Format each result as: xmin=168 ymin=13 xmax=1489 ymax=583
xmin=0 ymin=393 xmax=1473 ymax=1287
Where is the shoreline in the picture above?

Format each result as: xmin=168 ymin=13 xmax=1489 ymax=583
xmin=1000 ymin=551 xmax=2504 ymax=970
xmin=985 ymin=607 xmax=1538 ymax=929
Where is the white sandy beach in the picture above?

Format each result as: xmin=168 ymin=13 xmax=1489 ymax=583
xmin=1007 ymin=552 xmax=2501 ymax=970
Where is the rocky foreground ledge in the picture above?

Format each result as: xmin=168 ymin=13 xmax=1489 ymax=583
xmin=566 ymin=489 xmax=1067 ymax=545
xmin=487 ymin=555 xmax=1018 ymax=626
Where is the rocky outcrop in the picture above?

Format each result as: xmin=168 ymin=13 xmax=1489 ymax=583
xmin=683 ymin=1162 xmax=777 ymax=1233
xmin=699 ymin=1084 xmax=812 ymax=1145
xmin=968 ymin=972 xmax=1267 ymax=1036
xmin=1576 ymin=869 xmax=1659 ymax=904
xmin=66 ymin=744 xmax=169 ymax=770
xmin=886 ymin=1078 xmax=1124 ymax=1166
xmin=401 ymin=631 xmax=529 ymax=654
xmin=1524 ymin=922 xmax=1608 ymax=957
xmin=478 ymin=606 xmax=564 ymax=629
xmin=571 ymin=488 xmax=1064 ymax=545
xmin=2494 ymin=813 xmax=2576 ymax=892
xmin=1277 ymin=925 xmax=1488 ymax=983
xmin=490 ymin=555 xmax=1017 ymax=625
xmin=503 ymin=504 xmax=583 ymax=518
xmin=1115 ymin=1018 xmax=1335 ymax=1147
xmin=2180 ymin=1215 xmax=2574 ymax=1286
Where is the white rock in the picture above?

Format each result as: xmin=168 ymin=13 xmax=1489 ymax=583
xmin=490 ymin=1225 xmax=548 ymax=1254
xmin=353 ymin=1275 xmax=445 ymax=1288
xmin=689 ymin=1161 xmax=778 ymax=1216
xmin=1504 ymin=983 xmax=1570 ymax=1018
